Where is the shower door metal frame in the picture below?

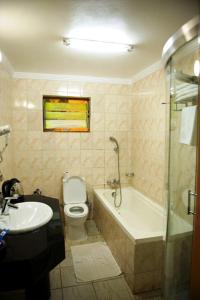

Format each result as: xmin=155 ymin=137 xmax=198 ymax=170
xmin=190 ymin=77 xmax=200 ymax=299
xmin=162 ymin=15 xmax=200 ymax=298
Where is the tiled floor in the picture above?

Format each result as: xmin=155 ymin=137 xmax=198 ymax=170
xmin=50 ymin=220 xmax=163 ymax=300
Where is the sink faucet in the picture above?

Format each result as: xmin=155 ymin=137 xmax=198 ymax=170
xmin=1 ymin=197 xmax=18 ymax=216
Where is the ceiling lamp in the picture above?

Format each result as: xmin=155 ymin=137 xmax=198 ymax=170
xmin=63 ymin=37 xmax=134 ymax=54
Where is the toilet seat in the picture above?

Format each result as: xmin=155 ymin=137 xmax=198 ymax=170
xmin=64 ymin=203 xmax=88 ymax=218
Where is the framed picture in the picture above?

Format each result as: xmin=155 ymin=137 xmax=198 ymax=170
xmin=43 ymin=95 xmax=90 ymax=132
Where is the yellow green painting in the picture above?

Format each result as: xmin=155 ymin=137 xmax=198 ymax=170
xmin=43 ymin=97 xmax=90 ymax=132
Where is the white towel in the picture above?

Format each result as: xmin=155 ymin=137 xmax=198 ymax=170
xmin=179 ymin=105 xmax=197 ymax=145
xmin=176 ymin=83 xmax=198 ymax=102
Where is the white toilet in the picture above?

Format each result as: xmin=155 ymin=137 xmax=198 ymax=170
xmin=63 ymin=174 xmax=89 ymax=241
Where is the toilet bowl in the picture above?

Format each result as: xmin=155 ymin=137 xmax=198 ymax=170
xmin=63 ymin=174 xmax=88 ymax=241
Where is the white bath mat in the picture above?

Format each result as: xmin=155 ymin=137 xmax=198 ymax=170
xmin=71 ymin=242 xmax=121 ymax=282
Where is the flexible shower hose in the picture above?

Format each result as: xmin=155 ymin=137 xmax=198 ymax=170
xmin=114 ymin=148 xmax=122 ymax=208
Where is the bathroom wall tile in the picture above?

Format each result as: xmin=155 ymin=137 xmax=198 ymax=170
xmin=12 ymin=79 xmax=28 ymax=108
xmin=81 ymin=133 xmax=92 ymax=149
xmin=105 ymin=167 xmax=117 ymax=183
xmin=27 ymin=89 xmax=43 ymax=110
xmin=55 ymin=151 xmax=69 ymax=171
xmin=9 ymin=72 xmax=166 ymax=211
xmin=42 ymin=150 xmax=59 ymax=170
xmin=13 ymin=131 xmax=28 ymax=152
xmin=80 ymin=167 xmax=93 ymax=185
xmin=82 ymin=83 xmax=97 ymax=95
xmin=92 ymin=168 xmax=105 ymax=185
xmin=27 ymin=110 xmax=43 ymax=131
xmin=117 ymin=132 xmax=128 ymax=149
xmin=42 ymin=132 xmax=57 ymax=150
xmin=28 ymin=131 xmax=42 ymax=150
xmin=26 ymin=150 xmax=43 ymax=171
xmin=91 ymin=113 xmax=105 ymax=131
xmin=81 ymin=150 xmax=93 ymax=168
xmin=105 ymin=113 xmax=117 ymax=131
xmin=12 ymin=109 xmax=27 ymax=130
xmin=105 ymin=150 xmax=116 ymax=167
xmin=55 ymin=134 xmax=69 ymax=150
xmin=92 ymin=150 xmax=105 ymax=168
xmin=117 ymin=95 xmax=132 ymax=114
xmin=68 ymin=150 xmax=81 ymax=167
xmin=68 ymin=133 xmax=81 ymax=149
xmin=117 ymin=114 xmax=131 ymax=131
xmin=41 ymin=171 xmax=60 ymax=198
xmin=91 ymin=94 xmax=105 ymax=113
xmin=131 ymin=70 xmax=166 ymax=207
xmin=92 ymin=132 xmax=105 ymax=149
xmin=68 ymin=81 xmax=83 ymax=96
xmin=104 ymin=95 xmax=118 ymax=113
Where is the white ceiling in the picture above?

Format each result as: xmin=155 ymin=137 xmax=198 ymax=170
xmin=0 ymin=0 xmax=198 ymax=79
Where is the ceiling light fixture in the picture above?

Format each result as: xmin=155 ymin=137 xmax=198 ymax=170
xmin=63 ymin=37 xmax=134 ymax=54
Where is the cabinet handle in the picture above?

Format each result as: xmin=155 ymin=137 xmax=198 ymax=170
xmin=187 ymin=190 xmax=197 ymax=215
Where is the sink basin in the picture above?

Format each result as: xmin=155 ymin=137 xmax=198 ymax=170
xmin=0 ymin=202 xmax=53 ymax=234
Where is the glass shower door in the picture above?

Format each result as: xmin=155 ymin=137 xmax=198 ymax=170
xmin=164 ymin=36 xmax=199 ymax=300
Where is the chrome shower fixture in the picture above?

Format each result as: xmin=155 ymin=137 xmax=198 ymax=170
xmin=109 ymin=136 xmax=119 ymax=152
xmin=0 ymin=125 xmax=11 ymax=164
xmin=0 ymin=125 xmax=11 ymax=136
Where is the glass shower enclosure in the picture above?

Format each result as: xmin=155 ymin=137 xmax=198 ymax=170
xmin=162 ymin=16 xmax=199 ymax=299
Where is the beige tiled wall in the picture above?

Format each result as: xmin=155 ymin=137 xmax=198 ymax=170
xmin=0 ymin=65 xmax=13 ymax=183
xmin=12 ymin=79 xmax=133 ymax=203
xmin=130 ymin=69 xmax=166 ymax=207
xmin=1 ymin=67 xmax=167 ymax=209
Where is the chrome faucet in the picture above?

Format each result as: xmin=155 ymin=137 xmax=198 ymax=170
xmin=1 ymin=196 xmax=18 ymax=215
xmin=107 ymin=178 xmax=120 ymax=189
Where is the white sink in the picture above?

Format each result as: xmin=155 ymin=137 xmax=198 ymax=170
xmin=0 ymin=202 xmax=53 ymax=234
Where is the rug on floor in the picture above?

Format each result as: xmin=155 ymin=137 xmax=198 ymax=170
xmin=71 ymin=241 xmax=122 ymax=282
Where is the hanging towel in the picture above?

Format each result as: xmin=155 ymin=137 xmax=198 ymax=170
xmin=179 ymin=105 xmax=197 ymax=145
xmin=176 ymin=83 xmax=198 ymax=102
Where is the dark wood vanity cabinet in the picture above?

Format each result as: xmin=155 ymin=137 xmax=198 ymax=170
xmin=0 ymin=195 xmax=65 ymax=299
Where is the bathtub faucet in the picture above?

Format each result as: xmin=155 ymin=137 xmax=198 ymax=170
xmin=107 ymin=178 xmax=120 ymax=189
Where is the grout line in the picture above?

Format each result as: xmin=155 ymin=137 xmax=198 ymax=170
xmin=61 ymin=288 xmax=64 ymax=300
xmin=59 ymin=264 xmax=64 ymax=289
xmin=92 ymin=281 xmax=99 ymax=300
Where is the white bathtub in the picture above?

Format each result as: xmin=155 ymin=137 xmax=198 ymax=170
xmin=94 ymin=186 xmax=164 ymax=243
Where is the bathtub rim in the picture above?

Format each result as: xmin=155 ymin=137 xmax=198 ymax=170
xmin=94 ymin=186 xmax=164 ymax=244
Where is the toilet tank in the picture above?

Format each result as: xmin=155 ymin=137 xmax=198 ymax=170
xmin=63 ymin=175 xmax=86 ymax=204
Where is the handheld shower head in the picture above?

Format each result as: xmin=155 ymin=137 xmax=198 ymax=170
xmin=0 ymin=125 xmax=11 ymax=137
xmin=109 ymin=136 xmax=119 ymax=152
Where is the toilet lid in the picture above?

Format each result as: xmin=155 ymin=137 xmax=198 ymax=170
xmin=64 ymin=203 xmax=88 ymax=218
xmin=63 ymin=176 xmax=86 ymax=204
